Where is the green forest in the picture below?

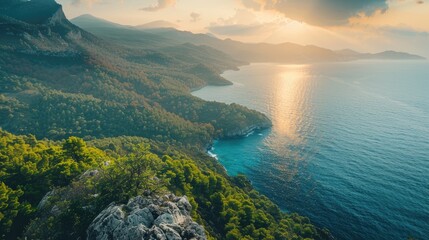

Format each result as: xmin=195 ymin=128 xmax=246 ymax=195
xmin=0 ymin=1 xmax=329 ymax=239
xmin=0 ymin=130 xmax=329 ymax=239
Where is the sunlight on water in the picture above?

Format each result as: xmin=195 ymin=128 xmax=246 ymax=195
xmin=263 ymin=65 xmax=314 ymax=183
xmin=270 ymin=65 xmax=309 ymax=142
xmin=192 ymin=61 xmax=429 ymax=240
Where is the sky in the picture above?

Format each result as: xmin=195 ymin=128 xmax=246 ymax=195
xmin=57 ymin=0 xmax=429 ymax=57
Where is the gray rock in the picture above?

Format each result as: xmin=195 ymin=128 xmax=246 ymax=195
xmin=37 ymin=190 xmax=55 ymax=209
xmin=160 ymin=224 xmax=182 ymax=240
xmin=87 ymin=194 xmax=206 ymax=240
xmin=127 ymin=208 xmax=153 ymax=227
xmin=127 ymin=224 xmax=149 ymax=239
xmin=154 ymin=213 xmax=174 ymax=226
xmin=177 ymin=196 xmax=192 ymax=213
xmin=79 ymin=169 xmax=99 ymax=179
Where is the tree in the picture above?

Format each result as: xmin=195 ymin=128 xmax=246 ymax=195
xmin=96 ymin=146 xmax=167 ymax=204
xmin=63 ymin=137 xmax=88 ymax=163
xmin=0 ymin=182 xmax=30 ymax=237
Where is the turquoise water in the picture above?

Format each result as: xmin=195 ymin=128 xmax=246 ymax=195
xmin=192 ymin=61 xmax=429 ymax=240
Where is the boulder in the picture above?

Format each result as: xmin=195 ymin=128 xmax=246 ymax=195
xmin=87 ymin=194 xmax=206 ymax=240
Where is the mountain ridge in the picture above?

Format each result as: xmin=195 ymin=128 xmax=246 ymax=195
xmin=0 ymin=0 xmax=67 ymax=25
xmin=0 ymin=0 xmax=269 ymax=147
xmin=71 ymin=14 xmax=425 ymax=62
xmin=135 ymin=20 xmax=180 ymax=29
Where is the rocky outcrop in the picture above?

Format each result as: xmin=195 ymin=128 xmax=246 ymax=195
xmin=87 ymin=194 xmax=206 ymax=240
xmin=223 ymin=122 xmax=272 ymax=139
xmin=0 ymin=0 xmax=94 ymax=54
xmin=0 ymin=0 xmax=64 ymax=25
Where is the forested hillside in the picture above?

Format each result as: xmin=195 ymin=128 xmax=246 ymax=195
xmin=0 ymin=0 xmax=269 ymax=148
xmin=0 ymin=1 xmax=329 ymax=239
xmin=0 ymin=130 xmax=329 ymax=239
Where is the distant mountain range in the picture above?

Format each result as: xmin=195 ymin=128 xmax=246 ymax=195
xmin=71 ymin=14 xmax=426 ymax=63
xmin=135 ymin=20 xmax=180 ymax=30
xmin=0 ymin=1 xmax=421 ymax=239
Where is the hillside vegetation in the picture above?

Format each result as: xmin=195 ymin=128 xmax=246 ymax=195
xmin=0 ymin=130 xmax=329 ymax=239
xmin=0 ymin=0 xmax=269 ymax=148
xmin=0 ymin=1 xmax=330 ymax=239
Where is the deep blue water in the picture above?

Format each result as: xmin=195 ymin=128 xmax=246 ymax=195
xmin=192 ymin=61 xmax=429 ymax=240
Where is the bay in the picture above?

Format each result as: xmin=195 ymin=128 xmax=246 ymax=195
xmin=192 ymin=61 xmax=429 ymax=240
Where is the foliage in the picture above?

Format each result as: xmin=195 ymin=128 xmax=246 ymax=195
xmin=0 ymin=131 xmax=327 ymax=239
xmin=0 ymin=10 xmax=325 ymax=240
xmin=0 ymin=25 xmax=269 ymax=148
xmin=0 ymin=182 xmax=30 ymax=238
xmin=95 ymin=145 xmax=168 ymax=205
xmin=0 ymin=130 xmax=106 ymax=239
xmin=160 ymin=156 xmax=321 ymax=239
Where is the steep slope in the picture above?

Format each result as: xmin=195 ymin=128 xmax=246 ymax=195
xmin=0 ymin=0 xmax=270 ymax=148
xmin=0 ymin=0 xmax=66 ymax=25
xmin=0 ymin=0 xmax=91 ymax=53
xmin=71 ymin=14 xmax=176 ymax=49
xmin=1 ymin=130 xmax=330 ymax=239
xmin=0 ymin=3 xmax=330 ymax=240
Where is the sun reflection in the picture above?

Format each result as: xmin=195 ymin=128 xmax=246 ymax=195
xmin=269 ymin=65 xmax=311 ymax=143
xmin=263 ymin=64 xmax=312 ymax=182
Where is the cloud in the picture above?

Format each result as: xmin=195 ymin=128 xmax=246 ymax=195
xmin=216 ymin=8 xmax=261 ymax=25
xmin=207 ymin=9 xmax=282 ymax=41
xmin=141 ymin=0 xmax=176 ymax=11
xmin=190 ymin=12 xmax=201 ymax=22
xmin=241 ymin=0 xmax=262 ymax=10
xmin=240 ymin=0 xmax=390 ymax=26
xmin=208 ymin=23 xmax=278 ymax=36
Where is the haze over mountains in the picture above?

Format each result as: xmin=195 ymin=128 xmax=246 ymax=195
xmin=0 ymin=2 xmax=327 ymax=240
xmin=71 ymin=14 xmax=425 ymax=63
xmin=0 ymin=0 xmax=269 ymax=145
xmin=0 ymin=1 xmax=425 ymax=239
xmin=136 ymin=20 xmax=180 ymax=30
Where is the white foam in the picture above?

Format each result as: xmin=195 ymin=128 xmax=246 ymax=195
xmin=207 ymin=151 xmax=218 ymax=160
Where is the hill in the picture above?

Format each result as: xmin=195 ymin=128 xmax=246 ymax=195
xmin=71 ymin=14 xmax=425 ymax=62
xmin=69 ymin=13 xmax=125 ymax=29
xmin=0 ymin=0 xmax=269 ymax=149
xmin=136 ymin=20 xmax=180 ymax=29
xmin=0 ymin=130 xmax=332 ymax=239
xmin=1 ymin=2 xmax=323 ymax=239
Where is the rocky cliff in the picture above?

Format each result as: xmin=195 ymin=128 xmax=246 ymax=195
xmin=0 ymin=0 xmax=65 ymax=25
xmin=0 ymin=0 xmax=96 ymax=54
xmin=87 ymin=194 xmax=207 ymax=240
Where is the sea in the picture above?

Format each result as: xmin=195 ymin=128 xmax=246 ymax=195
xmin=192 ymin=61 xmax=429 ymax=240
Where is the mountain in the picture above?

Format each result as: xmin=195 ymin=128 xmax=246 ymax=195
xmin=0 ymin=2 xmax=332 ymax=240
xmin=0 ymin=0 xmax=66 ymax=25
xmin=70 ymin=14 xmax=176 ymax=49
xmin=70 ymin=14 xmax=125 ymax=29
xmin=72 ymin=15 xmax=425 ymax=62
xmin=140 ymin=28 xmax=426 ymax=62
xmin=0 ymin=0 xmax=267 ymax=147
xmin=335 ymin=48 xmax=361 ymax=56
xmin=135 ymin=20 xmax=180 ymax=29
xmin=365 ymin=50 xmax=424 ymax=60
